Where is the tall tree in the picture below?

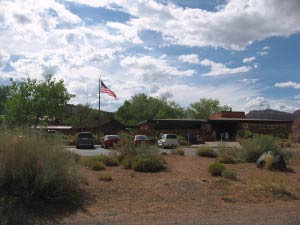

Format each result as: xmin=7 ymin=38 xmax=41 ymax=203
xmin=186 ymin=98 xmax=230 ymax=119
xmin=115 ymin=93 xmax=185 ymax=125
xmin=5 ymin=76 xmax=73 ymax=127
xmin=0 ymin=85 xmax=9 ymax=115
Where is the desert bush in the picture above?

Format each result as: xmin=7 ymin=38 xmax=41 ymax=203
xmin=217 ymin=145 xmax=237 ymax=164
xmin=115 ymin=132 xmax=136 ymax=161
xmin=240 ymin=134 xmax=279 ymax=162
xmin=98 ymin=174 xmax=112 ymax=182
xmin=174 ymin=146 xmax=185 ymax=156
xmin=236 ymin=130 xmax=253 ymax=139
xmin=197 ymin=146 xmax=217 ymax=158
xmin=288 ymin=134 xmax=300 ymax=143
xmin=208 ymin=162 xmax=226 ymax=176
xmin=221 ymin=170 xmax=237 ymax=181
xmin=121 ymin=155 xmax=135 ymax=169
xmin=177 ymin=135 xmax=188 ymax=146
xmin=132 ymin=156 xmax=165 ymax=173
xmin=253 ymin=175 xmax=294 ymax=198
xmin=80 ymin=156 xmax=105 ymax=171
xmin=97 ymin=154 xmax=119 ymax=167
xmin=0 ymin=130 xmax=82 ymax=201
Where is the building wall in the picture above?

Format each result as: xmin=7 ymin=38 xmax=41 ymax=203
xmin=292 ymin=120 xmax=300 ymax=134
xmin=210 ymin=111 xmax=245 ymax=119
xmin=240 ymin=122 xmax=292 ymax=138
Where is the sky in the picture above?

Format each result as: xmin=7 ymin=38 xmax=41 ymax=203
xmin=0 ymin=0 xmax=300 ymax=113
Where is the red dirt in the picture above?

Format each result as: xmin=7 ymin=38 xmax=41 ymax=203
xmin=58 ymin=155 xmax=300 ymax=225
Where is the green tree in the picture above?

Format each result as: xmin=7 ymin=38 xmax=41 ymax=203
xmin=186 ymin=98 xmax=230 ymax=119
xmin=0 ymin=85 xmax=10 ymax=115
xmin=5 ymin=76 xmax=73 ymax=127
xmin=115 ymin=93 xmax=184 ymax=125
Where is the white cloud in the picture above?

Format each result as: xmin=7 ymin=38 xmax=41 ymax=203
xmin=257 ymin=51 xmax=268 ymax=56
xmin=243 ymin=56 xmax=256 ymax=63
xmin=275 ymin=81 xmax=300 ymax=89
xmin=244 ymin=96 xmax=297 ymax=112
xmin=200 ymin=59 xmax=252 ymax=76
xmin=178 ymin=54 xmax=200 ymax=64
xmin=66 ymin=0 xmax=300 ymax=50
xmin=120 ymin=55 xmax=195 ymax=81
xmin=0 ymin=50 xmax=10 ymax=70
xmin=239 ymin=78 xmax=259 ymax=84
xmin=294 ymin=95 xmax=300 ymax=99
xmin=245 ymin=96 xmax=271 ymax=111
xmin=263 ymin=46 xmax=270 ymax=50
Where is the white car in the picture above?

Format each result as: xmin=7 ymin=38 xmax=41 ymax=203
xmin=157 ymin=134 xmax=179 ymax=149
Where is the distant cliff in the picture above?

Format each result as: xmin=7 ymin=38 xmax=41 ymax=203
xmin=246 ymin=109 xmax=293 ymax=121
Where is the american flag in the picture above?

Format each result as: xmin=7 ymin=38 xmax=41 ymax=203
xmin=100 ymin=80 xmax=117 ymax=99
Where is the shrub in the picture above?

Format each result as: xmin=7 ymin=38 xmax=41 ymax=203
xmin=217 ymin=145 xmax=237 ymax=164
xmin=121 ymin=156 xmax=135 ymax=169
xmin=174 ymin=147 xmax=184 ymax=156
xmin=177 ymin=135 xmax=188 ymax=146
xmin=208 ymin=162 xmax=226 ymax=176
xmin=197 ymin=146 xmax=217 ymax=158
xmin=240 ymin=134 xmax=279 ymax=162
xmin=132 ymin=156 xmax=165 ymax=173
xmin=237 ymin=130 xmax=253 ymax=138
xmin=115 ymin=132 xmax=136 ymax=161
xmin=97 ymin=154 xmax=119 ymax=167
xmin=80 ymin=156 xmax=105 ymax=171
xmin=0 ymin=131 xmax=82 ymax=201
xmin=98 ymin=174 xmax=112 ymax=182
xmin=221 ymin=170 xmax=237 ymax=181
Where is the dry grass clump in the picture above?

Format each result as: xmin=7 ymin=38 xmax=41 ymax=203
xmin=0 ymin=130 xmax=82 ymax=201
xmin=98 ymin=174 xmax=112 ymax=182
xmin=80 ymin=156 xmax=105 ymax=171
xmin=217 ymin=145 xmax=238 ymax=164
xmin=221 ymin=170 xmax=237 ymax=181
xmin=174 ymin=147 xmax=185 ymax=156
xmin=250 ymin=174 xmax=297 ymax=199
xmin=197 ymin=146 xmax=217 ymax=158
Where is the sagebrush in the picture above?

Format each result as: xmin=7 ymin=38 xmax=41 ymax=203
xmin=0 ymin=131 xmax=82 ymax=201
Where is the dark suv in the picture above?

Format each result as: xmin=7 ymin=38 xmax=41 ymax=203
xmin=76 ymin=132 xmax=94 ymax=149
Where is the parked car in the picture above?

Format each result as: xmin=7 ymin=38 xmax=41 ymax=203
xmin=102 ymin=135 xmax=119 ymax=149
xmin=134 ymin=135 xmax=150 ymax=146
xmin=157 ymin=134 xmax=179 ymax=149
xmin=76 ymin=132 xmax=94 ymax=149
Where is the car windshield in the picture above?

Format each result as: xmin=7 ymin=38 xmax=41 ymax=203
xmin=108 ymin=135 xmax=119 ymax=140
xmin=135 ymin=135 xmax=148 ymax=140
xmin=78 ymin=133 xmax=92 ymax=138
xmin=166 ymin=134 xmax=177 ymax=139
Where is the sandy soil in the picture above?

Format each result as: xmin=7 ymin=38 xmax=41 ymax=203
xmin=59 ymin=155 xmax=300 ymax=225
xmin=7 ymin=155 xmax=300 ymax=225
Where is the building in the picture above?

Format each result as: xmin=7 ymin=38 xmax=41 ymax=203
xmin=137 ymin=119 xmax=212 ymax=143
xmin=136 ymin=111 xmax=293 ymax=143
xmin=209 ymin=111 xmax=293 ymax=139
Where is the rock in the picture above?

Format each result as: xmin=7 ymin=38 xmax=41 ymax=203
xmin=256 ymin=151 xmax=286 ymax=171
xmin=272 ymin=154 xmax=286 ymax=171
xmin=256 ymin=151 xmax=274 ymax=168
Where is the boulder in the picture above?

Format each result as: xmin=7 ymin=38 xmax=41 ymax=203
xmin=272 ymin=154 xmax=286 ymax=171
xmin=256 ymin=151 xmax=286 ymax=171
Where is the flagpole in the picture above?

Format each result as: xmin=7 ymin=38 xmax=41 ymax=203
xmin=98 ymin=75 xmax=101 ymax=145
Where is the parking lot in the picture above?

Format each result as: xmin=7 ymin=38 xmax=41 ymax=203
xmin=67 ymin=145 xmax=197 ymax=157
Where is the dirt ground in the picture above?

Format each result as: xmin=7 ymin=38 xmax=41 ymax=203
xmin=60 ymin=154 xmax=300 ymax=225
xmin=11 ymin=155 xmax=300 ymax=225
